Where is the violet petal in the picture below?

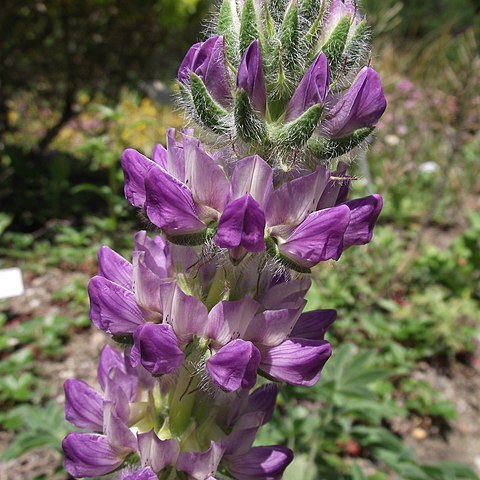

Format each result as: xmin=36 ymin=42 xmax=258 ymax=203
xmin=237 ymin=40 xmax=266 ymax=114
xmin=97 ymin=246 xmax=133 ymax=290
xmin=133 ymin=323 xmax=184 ymax=375
xmin=286 ymin=52 xmax=330 ymax=120
xmin=144 ymin=165 xmax=205 ymax=236
xmin=278 ymin=205 xmax=351 ymax=268
xmin=64 ymin=379 xmax=104 ymax=431
xmin=215 ymin=195 xmax=266 ymax=252
xmin=260 ymin=338 xmax=332 ymax=386
xmin=290 ymin=309 xmax=337 ymax=341
xmin=121 ymin=148 xmax=157 ymax=208
xmin=88 ymin=276 xmax=146 ymax=334
xmin=137 ymin=430 xmax=180 ymax=473
xmin=225 ymin=445 xmax=293 ymax=479
xmin=343 ymin=194 xmax=383 ymax=247
xmin=206 ymin=339 xmax=261 ymax=392
xmin=63 ymin=432 xmax=127 ymax=478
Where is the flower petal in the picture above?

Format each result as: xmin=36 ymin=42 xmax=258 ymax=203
xmin=215 ymin=195 xmax=266 ymax=252
xmin=97 ymin=246 xmax=133 ymax=290
xmin=343 ymin=194 xmax=383 ymax=247
xmin=62 ymin=432 xmax=127 ymax=478
xmin=237 ymin=40 xmax=266 ymax=114
xmin=98 ymin=345 xmax=126 ymax=392
xmin=290 ymin=309 xmax=337 ymax=341
xmin=278 ymin=205 xmax=350 ymax=268
xmin=138 ymin=430 xmax=180 ymax=473
xmin=225 ymin=445 xmax=293 ymax=479
xmin=133 ymin=231 xmax=171 ymax=279
xmin=121 ymin=148 xmax=157 ymax=208
xmin=104 ymin=401 xmax=137 ymax=451
xmin=260 ymin=277 xmax=311 ymax=310
xmin=132 ymin=251 xmax=165 ymax=313
xmin=230 ymin=155 xmax=273 ymax=208
xmin=122 ymin=467 xmax=159 ymax=480
xmin=132 ymin=323 xmax=184 ymax=375
xmin=205 ymin=296 xmax=259 ymax=346
xmin=286 ymin=52 xmax=330 ymax=120
xmin=160 ymin=281 xmax=209 ymax=342
xmin=152 ymin=143 xmax=167 ymax=168
xmin=64 ymin=379 xmax=104 ymax=431
xmin=266 ymin=167 xmax=329 ymax=230
xmin=244 ymin=305 xmax=305 ymax=347
xmin=322 ymin=66 xmax=387 ymax=139
xmin=260 ymin=338 xmax=332 ymax=386
xmin=246 ymin=384 xmax=279 ymax=426
xmin=206 ymin=339 xmax=261 ymax=392
xmin=144 ymin=165 xmax=205 ymax=236
xmin=88 ymin=276 xmax=146 ymax=334
xmin=176 ymin=441 xmax=224 ymax=480
xmin=183 ymin=135 xmax=230 ymax=212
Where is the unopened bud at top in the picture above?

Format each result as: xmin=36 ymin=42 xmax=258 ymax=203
xmin=178 ymin=36 xmax=231 ymax=107
xmin=237 ymin=40 xmax=267 ymax=115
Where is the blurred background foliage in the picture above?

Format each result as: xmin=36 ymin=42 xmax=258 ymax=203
xmin=1 ymin=1 xmax=480 ymax=479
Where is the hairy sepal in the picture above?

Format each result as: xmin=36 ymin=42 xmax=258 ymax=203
xmin=308 ymin=127 xmax=374 ymax=160
xmin=190 ymin=73 xmax=230 ymax=134
xmin=235 ymin=89 xmax=268 ymax=143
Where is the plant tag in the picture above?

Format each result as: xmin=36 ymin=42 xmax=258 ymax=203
xmin=0 ymin=268 xmax=24 ymax=300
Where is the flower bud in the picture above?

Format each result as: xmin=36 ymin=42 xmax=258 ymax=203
xmin=322 ymin=66 xmax=386 ymax=139
xmin=178 ymin=36 xmax=231 ymax=107
xmin=237 ymin=40 xmax=267 ymax=115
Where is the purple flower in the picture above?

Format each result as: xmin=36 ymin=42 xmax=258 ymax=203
xmin=131 ymin=323 xmax=185 ymax=375
xmin=178 ymin=36 xmax=231 ymax=106
xmin=259 ymin=338 xmax=332 ymax=386
xmin=286 ymin=53 xmax=330 ymax=120
xmin=322 ymin=67 xmax=387 ymax=139
xmin=121 ymin=467 xmax=159 ymax=480
xmin=343 ymin=194 xmax=383 ymax=247
xmin=215 ymin=195 xmax=266 ymax=252
xmin=137 ymin=430 xmax=180 ymax=473
xmin=225 ymin=445 xmax=294 ymax=479
xmin=277 ymin=204 xmax=351 ymax=268
xmin=237 ymin=40 xmax=267 ymax=115
xmin=63 ymin=432 xmax=130 ymax=478
xmin=206 ymin=339 xmax=261 ymax=392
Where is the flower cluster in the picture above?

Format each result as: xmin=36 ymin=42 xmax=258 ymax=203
xmin=63 ymin=1 xmax=386 ymax=478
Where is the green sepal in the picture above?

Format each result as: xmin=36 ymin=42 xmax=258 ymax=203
xmin=234 ymin=89 xmax=268 ymax=143
xmin=280 ymin=0 xmax=299 ymax=72
xmin=218 ymin=0 xmax=241 ymax=65
xmin=344 ymin=20 xmax=370 ymax=72
xmin=265 ymin=236 xmax=312 ymax=274
xmin=273 ymin=103 xmax=322 ymax=149
xmin=303 ymin=0 xmax=330 ymax=48
xmin=111 ymin=334 xmax=134 ymax=345
xmin=299 ymin=0 xmax=323 ymax=24
xmin=166 ymin=225 xmax=217 ymax=247
xmin=190 ymin=73 xmax=229 ymax=134
xmin=240 ymin=0 xmax=258 ymax=54
xmin=269 ymin=0 xmax=289 ymax=24
xmin=308 ymin=127 xmax=375 ymax=159
xmin=319 ymin=15 xmax=350 ymax=72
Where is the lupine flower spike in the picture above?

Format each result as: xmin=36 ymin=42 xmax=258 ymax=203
xmin=64 ymin=1 xmax=385 ymax=478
